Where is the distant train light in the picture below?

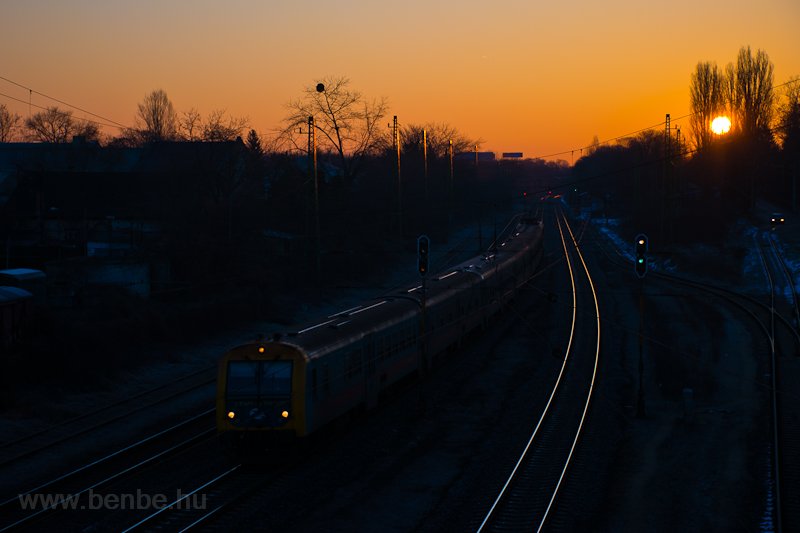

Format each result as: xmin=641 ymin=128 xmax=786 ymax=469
xmin=258 ymin=346 xmax=265 ymax=353
xmin=771 ymin=214 xmax=785 ymax=227
xmin=227 ymin=411 xmax=236 ymax=419
xmin=281 ymin=410 xmax=289 ymax=419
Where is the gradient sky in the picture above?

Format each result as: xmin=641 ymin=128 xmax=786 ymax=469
xmin=2 ymin=0 xmax=799 ymax=161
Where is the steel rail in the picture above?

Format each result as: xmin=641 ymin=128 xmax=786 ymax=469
xmin=587 ymin=218 xmax=786 ymax=533
xmin=476 ymin=208 xmax=578 ymax=533
xmin=0 ymin=370 xmax=215 ymax=468
xmin=767 ymin=232 xmax=800 ymax=330
xmin=535 ymin=208 xmax=601 ymax=532
xmin=120 ymin=464 xmax=241 ymax=533
xmin=477 ymin=206 xmax=600 ymax=533
xmin=756 ymin=233 xmax=783 ymax=533
xmin=1 ymin=412 xmax=215 ymax=532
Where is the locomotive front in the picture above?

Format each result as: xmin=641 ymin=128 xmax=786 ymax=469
xmin=216 ymin=341 xmax=309 ymax=442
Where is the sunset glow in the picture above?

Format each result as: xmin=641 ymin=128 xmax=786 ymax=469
xmin=1 ymin=1 xmax=799 ymax=159
xmin=711 ymin=116 xmax=732 ymax=135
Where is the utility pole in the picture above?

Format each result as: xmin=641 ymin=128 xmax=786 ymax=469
xmin=394 ymin=115 xmax=403 ymax=238
xmin=661 ymin=113 xmax=671 ymax=241
xmin=448 ymin=139 xmax=454 ymax=236
xmin=308 ymin=115 xmax=320 ymax=280
xmin=635 ymin=234 xmax=648 ymax=418
xmin=423 ymin=129 xmax=428 ymax=204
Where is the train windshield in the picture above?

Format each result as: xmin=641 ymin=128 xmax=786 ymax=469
xmin=227 ymin=361 xmax=292 ymax=397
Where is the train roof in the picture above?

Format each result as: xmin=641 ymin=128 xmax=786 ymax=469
xmin=263 ymin=214 xmax=542 ymax=358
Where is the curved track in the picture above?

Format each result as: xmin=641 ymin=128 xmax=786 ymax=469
xmin=591 ymin=219 xmax=800 ymax=533
xmin=478 ymin=206 xmax=601 ymax=532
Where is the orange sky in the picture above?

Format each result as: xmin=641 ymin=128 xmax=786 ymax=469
xmin=2 ymin=0 xmax=799 ymax=161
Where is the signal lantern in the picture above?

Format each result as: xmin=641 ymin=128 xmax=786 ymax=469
xmin=417 ymin=235 xmax=430 ymax=276
xmin=635 ymin=234 xmax=648 ymax=278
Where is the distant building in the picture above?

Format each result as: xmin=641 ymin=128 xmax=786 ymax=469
xmin=501 ymin=152 xmax=524 ymax=159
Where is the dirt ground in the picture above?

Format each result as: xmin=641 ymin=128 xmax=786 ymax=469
xmin=599 ymin=281 xmax=768 ymax=532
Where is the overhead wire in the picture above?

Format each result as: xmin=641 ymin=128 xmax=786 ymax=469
xmin=0 ymin=90 xmax=125 ymax=131
xmin=0 ymin=75 xmax=130 ymax=130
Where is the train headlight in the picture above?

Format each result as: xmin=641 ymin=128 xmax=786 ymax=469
xmin=281 ymin=410 xmax=289 ymax=419
xmin=227 ymin=411 xmax=236 ymax=420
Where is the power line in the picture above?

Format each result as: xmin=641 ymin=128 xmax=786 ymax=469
xmin=0 ymin=75 xmax=130 ymax=130
xmin=0 ymin=90 xmax=126 ymax=130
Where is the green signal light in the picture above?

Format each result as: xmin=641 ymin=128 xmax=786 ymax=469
xmin=638 ymin=258 xmax=644 ymax=263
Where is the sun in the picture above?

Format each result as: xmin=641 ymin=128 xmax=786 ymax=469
xmin=710 ymin=116 xmax=731 ymax=135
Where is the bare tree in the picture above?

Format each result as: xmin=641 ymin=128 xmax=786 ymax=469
xmin=689 ymin=61 xmax=726 ymax=150
xmin=0 ymin=104 xmax=21 ymax=142
xmin=134 ymin=89 xmax=177 ymax=142
xmin=179 ymin=108 xmax=202 ymax=141
xmin=281 ymin=76 xmax=388 ymax=179
xmin=202 ymin=109 xmax=248 ymax=142
xmin=25 ymin=106 xmax=74 ymax=142
xmin=727 ymin=46 xmax=775 ymax=140
xmin=396 ymin=122 xmax=479 ymax=157
xmin=73 ymin=120 xmax=101 ymax=142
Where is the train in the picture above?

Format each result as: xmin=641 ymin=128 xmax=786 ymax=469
xmin=216 ymin=213 xmax=544 ymax=445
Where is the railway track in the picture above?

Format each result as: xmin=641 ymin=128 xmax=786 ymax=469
xmin=764 ymin=231 xmax=800 ymax=329
xmin=0 ymin=409 xmax=215 ymax=532
xmin=477 ymin=207 xmax=601 ymax=532
xmin=590 ymin=218 xmax=800 ymax=532
xmin=0 ymin=365 xmax=215 ymax=469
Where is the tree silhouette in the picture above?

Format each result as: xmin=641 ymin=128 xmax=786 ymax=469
xmin=727 ymin=46 xmax=774 ymax=140
xmin=179 ymin=108 xmax=202 ymax=141
xmin=0 ymin=104 xmax=21 ymax=142
xmin=394 ymin=122 xmax=479 ymax=157
xmin=281 ymin=76 xmax=388 ymax=179
xmin=778 ymin=78 xmax=800 ymax=151
xmin=245 ymin=129 xmax=263 ymax=155
xmin=134 ymin=89 xmax=177 ymax=143
xmin=689 ymin=61 xmax=726 ymax=150
xmin=23 ymin=106 xmax=100 ymax=143
xmin=201 ymin=109 xmax=248 ymax=142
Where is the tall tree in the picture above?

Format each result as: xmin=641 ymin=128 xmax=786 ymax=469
xmin=727 ymin=46 xmax=775 ymax=140
xmin=134 ymin=89 xmax=177 ymax=142
xmin=689 ymin=61 xmax=726 ymax=150
xmin=777 ymin=77 xmax=800 ymax=152
xmin=0 ymin=104 xmax=21 ymax=142
xmin=281 ymin=76 xmax=388 ymax=179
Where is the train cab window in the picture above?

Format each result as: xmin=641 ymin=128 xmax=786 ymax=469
xmin=227 ymin=361 xmax=292 ymax=397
